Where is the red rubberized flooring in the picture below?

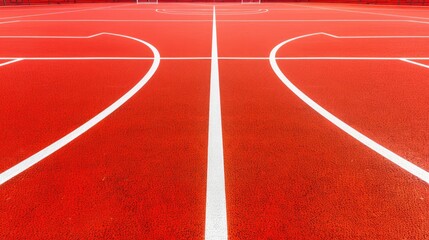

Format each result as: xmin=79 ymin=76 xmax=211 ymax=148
xmin=0 ymin=2 xmax=428 ymax=239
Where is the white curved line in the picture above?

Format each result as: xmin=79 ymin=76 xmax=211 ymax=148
xmin=269 ymin=32 xmax=429 ymax=185
xmin=0 ymin=33 xmax=160 ymax=185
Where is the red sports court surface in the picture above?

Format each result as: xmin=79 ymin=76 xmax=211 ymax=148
xmin=0 ymin=2 xmax=428 ymax=239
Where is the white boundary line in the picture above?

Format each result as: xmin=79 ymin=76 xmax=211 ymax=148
xmin=24 ymin=19 xmax=213 ymax=22
xmin=220 ymin=57 xmax=268 ymax=60
xmin=0 ymin=58 xmax=23 ymax=67
xmin=149 ymin=8 xmax=258 ymax=10
xmin=276 ymin=57 xmax=429 ymax=60
xmin=401 ymin=58 xmax=429 ymax=69
xmin=267 ymin=8 xmax=334 ymax=10
xmin=1 ymin=56 xmax=429 ymax=62
xmin=136 ymin=1 xmax=158 ymax=5
xmin=0 ymin=4 xmax=71 ymax=8
xmin=321 ymin=32 xmax=429 ymax=38
xmin=0 ymin=57 xmax=211 ymax=60
xmin=0 ymin=57 xmax=155 ymax=60
xmin=269 ymin=32 xmax=429 ymax=185
xmin=0 ymin=32 xmax=160 ymax=185
xmin=326 ymin=6 xmax=429 ymax=11
xmin=1 ymin=19 xmax=429 ymax=24
xmin=205 ymin=6 xmax=228 ymax=240
xmin=0 ymin=57 xmax=209 ymax=60
xmin=0 ymin=33 xmax=105 ymax=38
xmin=0 ymin=4 xmax=132 ymax=20
xmin=155 ymin=8 xmax=268 ymax=16
xmin=0 ymin=20 xmax=20 ymax=24
xmin=286 ymin=3 xmax=429 ymax=21
xmin=93 ymin=8 xmax=155 ymax=11
xmin=0 ymin=7 xmax=103 ymax=12
xmin=0 ymin=2 xmax=122 ymax=8
xmin=182 ymin=2 xmax=242 ymax=7
xmin=299 ymin=2 xmax=429 ymax=9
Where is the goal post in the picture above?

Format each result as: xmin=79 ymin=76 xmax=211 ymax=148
xmin=241 ymin=0 xmax=261 ymax=4
xmin=137 ymin=0 xmax=158 ymax=4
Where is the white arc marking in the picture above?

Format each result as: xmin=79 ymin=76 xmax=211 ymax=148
xmin=205 ymin=6 xmax=228 ymax=240
xmin=269 ymin=32 xmax=429 ymax=185
xmin=0 ymin=33 xmax=160 ymax=185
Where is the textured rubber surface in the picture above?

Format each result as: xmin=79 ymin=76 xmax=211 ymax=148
xmin=1 ymin=2 xmax=429 ymax=239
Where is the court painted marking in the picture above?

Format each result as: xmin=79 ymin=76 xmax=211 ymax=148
xmin=0 ymin=3 xmax=130 ymax=8
xmin=2 ymin=19 xmax=429 ymax=24
xmin=1 ymin=56 xmax=429 ymax=65
xmin=286 ymin=3 xmax=429 ymax=21
xmin=0 ymin=32 xmax=160 ymax=185
xmin=0 ymin=4 xmax=132 ymax=20
xmin=205 ymin=6 xmax=228 ymax=240
xmin=0 ymin=20 xmax=19 ymax=24
xmin=321 ymin=32 xmax=429 ymax=38
xmin=270 ymin=32 xmax=429 ymax=185
xmin=156 ymin=8 xmax=268 ymax=15
xmin=0 ymin=57 xmax=155 ymax=60
xmin=0 ymin=58 xmax=23 ymax=67
xmin=276 ymin=57 xmax=429 ymax=60
xmin=0 ymin=33 xmax=106 ymax=38
xmin=401 ymin=58 xmax=429 ymax=69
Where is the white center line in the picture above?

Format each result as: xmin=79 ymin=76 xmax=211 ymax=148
xmin=205 ymin=6 xmax=228 ymax=240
